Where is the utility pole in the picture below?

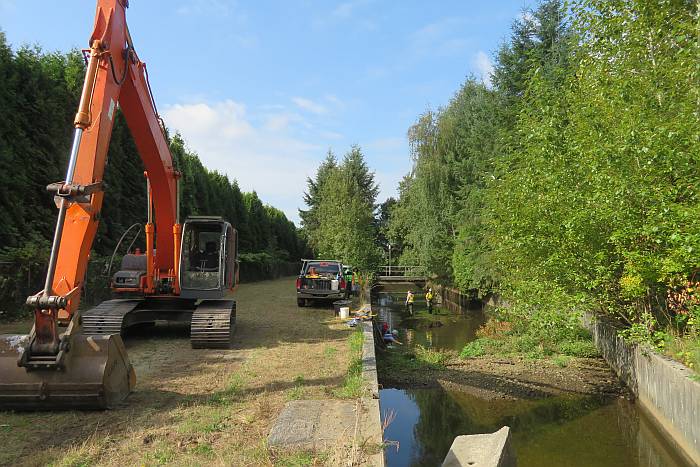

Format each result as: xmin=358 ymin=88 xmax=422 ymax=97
xmin=388 ymin=244 xmax=392 ymax=276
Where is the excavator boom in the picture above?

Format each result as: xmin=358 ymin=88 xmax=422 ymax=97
xmin=0 ymin=0 xmax=178 ymax=410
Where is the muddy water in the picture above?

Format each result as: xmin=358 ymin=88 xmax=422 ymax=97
xmin=373 ymin=291 xmax=689 ymax=467
xmin=374 ymin=291 xmax=485 ymax=351
xmin=381 ymin=388 xmax=686 ymax=467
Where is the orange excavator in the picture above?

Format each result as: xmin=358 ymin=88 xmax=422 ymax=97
xmin=0 ymin=0 xmax=238 ymax=410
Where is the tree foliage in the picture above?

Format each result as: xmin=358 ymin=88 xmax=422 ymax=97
xmin=0 ymin=34 xmax=308 ymax=317
xmin=389 ymin=0 xmax=700 ymax=341
xmin=301 ymin=146 xmax=381 ymax=273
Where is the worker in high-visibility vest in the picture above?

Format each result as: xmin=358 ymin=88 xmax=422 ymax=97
xmin=405 ymin=290 xmax=415 ymax=315
xmin=425 ymin=287 xmax=434 ymax=314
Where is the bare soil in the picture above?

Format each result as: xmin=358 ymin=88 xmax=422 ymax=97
xmin=379 ymin=351 xmax=628 ymax=401
xmin=0 ymin=277 xmax=358 ymax=466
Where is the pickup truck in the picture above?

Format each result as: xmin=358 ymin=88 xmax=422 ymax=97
xmin=296 ymin=259 xmax=349 ymax=306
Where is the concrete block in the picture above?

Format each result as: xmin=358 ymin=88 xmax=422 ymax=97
xmin=268 ymin=400 xmax=356 ymax=450
xmin=442 ymin=426 xmax=516 ymax=467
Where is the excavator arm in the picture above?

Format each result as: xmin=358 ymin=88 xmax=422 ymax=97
xmin=0 ymin=0 xmax=179 ymax=410
xmin=28 ymin=0 xmax=178 ymax=354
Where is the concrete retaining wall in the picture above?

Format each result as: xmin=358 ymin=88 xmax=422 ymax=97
xmin=361 ymin=318 xmax=385 ymax=466
xmin=583 ymin=312 xmax=700 ymax=466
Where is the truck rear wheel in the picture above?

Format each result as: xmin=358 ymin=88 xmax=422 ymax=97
xmin=297 ymin=298 xmax=305 ymax=307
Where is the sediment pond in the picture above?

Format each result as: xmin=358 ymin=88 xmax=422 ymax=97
xmin=374 ymin=290 xmax=689 ymax=467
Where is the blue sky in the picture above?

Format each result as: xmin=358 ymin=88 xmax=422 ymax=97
xmin=1 ymin=0 xmax=533 ymax=224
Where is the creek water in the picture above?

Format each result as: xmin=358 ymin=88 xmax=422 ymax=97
xmin=373 ymin=290 xmax=688 ymax=467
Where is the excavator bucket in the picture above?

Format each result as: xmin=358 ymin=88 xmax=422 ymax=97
xmin=0 ymin=333 xmax=135 ymax=410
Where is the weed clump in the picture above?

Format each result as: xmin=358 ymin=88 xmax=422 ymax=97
xmin=335 ymin=330 xmax=365 ymax=399
xmin=460 ymin=340 xmax=485 ymax=358
xmin=458 ymin=309 xmax=599 ymax=362
xmin=414 ymin=345 xmax=450 ymax=367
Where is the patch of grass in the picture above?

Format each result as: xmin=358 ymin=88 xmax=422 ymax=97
xmin=459 ymin=319 xmax=599 ymax=361
xmin=143 ymin=445 xmax=175 ymax=465
xmin=557 ymin=339 xmax=599 ymax=358
xmin=513 ymin=334 xmax=549 ymax=357
xmin=324 ymin=346 xmax=338 ymax=358
xmin=349 ymin=329 xmax=364 ymax=353
xmin=190 ymin=443 xmax=214 ymax=457
xmin=177 ymin=407 xmax=228 ymax=434
xmin=209 ymin=373 xmax=244 ymax=406
xmin=54 ymin=448 xmax=95 ymax=467
xmin=334 ymin=372 xmax=364 ymax=399
xmin=287 ymin=385 xmax=306 ymax=400
xmin=274 ymin=450 xmax=327 ymax=466
xmin=241 ymin=438 xmax=272 ymax=465
xmin=52 ymin=433 xmax=109 ymax=467
xmin=459 ymin=337 xmax=504 ymax=359
xmin=288 ymin=375 xmax=306 ymax=400
xmin=663 ymin=334 xmax=700 ymax=373
xmin=460 ymin=340 xmax=485 ymax=358
xmin=335 ymin=330 xmax=365 ymax=398
xmin=414 ymin=345 xmax=450 ymax=367
xmin=380 ymin=350 xmax=424 ymax=373
xmin=380 ymin=345 xmax=452 ymax=379
xmin=552 ymin=355 xmax=572 ymax=368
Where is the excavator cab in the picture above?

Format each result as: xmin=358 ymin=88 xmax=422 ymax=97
xmin=180 ymin=216 xmax=238 ymax=299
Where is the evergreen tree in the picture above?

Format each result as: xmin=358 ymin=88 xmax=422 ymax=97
xmin=299 ymin=150 xmax=337 ymax=251
xmin=302 ymin=146 xmax=381 ymax=274
xmin=0 ymin=37 xmax=308 ymax=317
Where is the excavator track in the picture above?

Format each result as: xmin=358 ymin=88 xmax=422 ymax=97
xmin=190 ymin=300 xmax=236 ymax=349
xmin=81 ymin=299 xmax=142 ymax=336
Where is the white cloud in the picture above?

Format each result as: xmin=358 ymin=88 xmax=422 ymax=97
xmin=367 ymin=137 xmax=404 ymax=152
xmin=319 ymin=130 xmax=344 ymax=140
xmin=473 ymin=51 xmax=494 ymax=87
xmin=292 ymin=97 xmax=327 ymax=115
xmin=323 ymin=94 xmax=345 ymax=109
xmin=232 ymin=33 xmax=259 ymax=49
xmin=312 ymin=0 xmax=373 ymax=29
xmin=0 ymin=0 xmax=15 ymax=13
xmin=331 ymin=2 xmax=356 ymax=19
xmin=411 ymin=17 xmax=471 ymax=57
xmin=162 ymin=100 xmax=323 ymax=223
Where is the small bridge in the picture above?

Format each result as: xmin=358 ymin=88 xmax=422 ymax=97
xmin=376 ymin=265 xmax=427 ymax=284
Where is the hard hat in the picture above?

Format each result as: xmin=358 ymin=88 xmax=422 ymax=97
xmin=392 ymin=330 xmax=398 ymax=336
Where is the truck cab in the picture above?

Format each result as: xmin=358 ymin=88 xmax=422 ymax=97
xmin=296 ymin=259 xmax=348 ymax=307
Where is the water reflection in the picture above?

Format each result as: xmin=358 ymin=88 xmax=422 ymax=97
xmin=381 ymin=387 xmax=688 ymax=467
xmin=374 ymin=289 xmax=688 ymax=467
xmin=374 ymin=291 xmax=485 ymax=352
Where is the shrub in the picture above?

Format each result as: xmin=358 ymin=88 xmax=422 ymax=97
xmin=460 ymin=340 xmax=485 ymax=358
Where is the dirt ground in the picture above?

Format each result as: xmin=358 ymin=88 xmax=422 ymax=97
xmin=379 ymin=350 xmax=628 ymax=401
xmin=0 ymin=277 xmax=359 ymax=467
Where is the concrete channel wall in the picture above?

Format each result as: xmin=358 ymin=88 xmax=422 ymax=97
xmin=361 ymin=318 xmax=385 ymax=466
xmin=582 ymin=312 xmax=700 ymax=466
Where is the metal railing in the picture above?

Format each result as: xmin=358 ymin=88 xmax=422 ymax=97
xmin=378 ymin=265 xmax=426 ymax=277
